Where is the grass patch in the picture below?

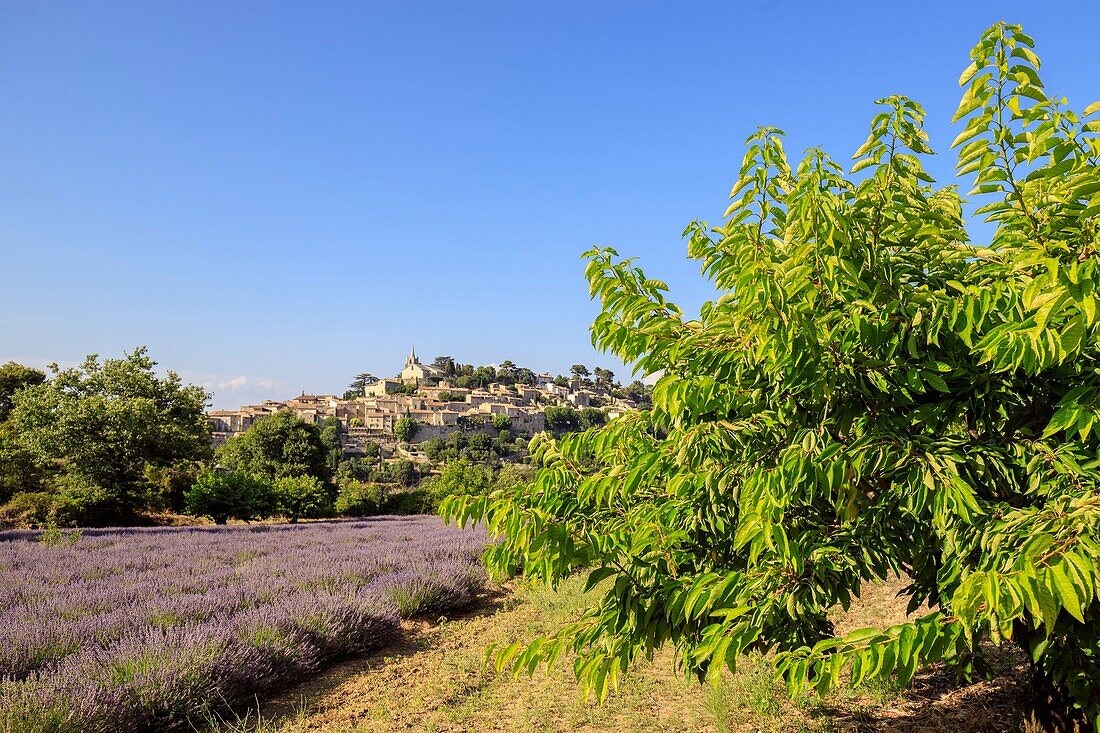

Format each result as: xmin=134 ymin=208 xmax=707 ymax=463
xmin=208 ymin=576 xmax=1029 ymax=733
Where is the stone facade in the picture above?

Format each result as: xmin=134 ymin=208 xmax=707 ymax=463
xmin=208 ymin=347 xmax=635 ymax=448
xmin=398 ymin=346 xmax=444 ymax=385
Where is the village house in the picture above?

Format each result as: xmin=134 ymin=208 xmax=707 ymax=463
xmin=362 ymin=378 xmax=404 ymax=397
xmin=207 ymin=347 xmax=633 ymax=448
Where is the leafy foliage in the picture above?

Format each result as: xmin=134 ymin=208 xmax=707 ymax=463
xmin=422 ymin=460 xmax=495 ymax=503
xmin=272 ymin=474 xmax=333 ymax=522
xmin=420 ymin=430 xmax=519 ymax=463
xmin=0 ymin=420 xmax=43 ymax=506
xmin=334 ymin=480 xmax=388 ymax=516
xmin=183 ymin=469 xmax=271 ymax=524
xmin=216 ymin=410 xmax=331 ymax=483
xmin=0 ymin=362 xmax=45 ymax=422
xmin=443 ymin=24 xmax=1100 ymax=724
xmin=394 ymin=415 xmax=418 ymax=443
xmin=544 ymin=406 xmax=581 ymax=433
xmin=579 ymin=408 xmax=607 ymax=430
xmin=336 ymin=457 xmax=416 ymax=487
xmin=3 ymin=349 xmax=211 ymax=523
xmin=346 ymin=372 xmax=378 ymax=398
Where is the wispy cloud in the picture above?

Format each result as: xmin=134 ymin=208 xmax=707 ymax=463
xmin=216 ymin=375 xmax=279 ymax=392
xmin=174 ymin=371 xmax=288 ymax=409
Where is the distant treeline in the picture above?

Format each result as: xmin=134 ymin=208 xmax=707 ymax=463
xmin=0 ymin=349 xmax=558 ymax=528
xmin=345 ymin=356 xmax=653 ymax=405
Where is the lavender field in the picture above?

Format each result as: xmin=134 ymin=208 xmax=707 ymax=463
xmin=0 ymin=516 xmax=488 ymax=733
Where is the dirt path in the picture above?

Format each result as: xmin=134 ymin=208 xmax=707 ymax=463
xmin=242 ymin=582 xmax=720 ymax=733
xmin=228 ymin=579 xmax=1028 ymax=733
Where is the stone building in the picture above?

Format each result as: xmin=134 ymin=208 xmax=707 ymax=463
xmin=207 ymin=347 xmax=624 ymax=449
xmin=398 ymin=346 xmax=445 ymax=385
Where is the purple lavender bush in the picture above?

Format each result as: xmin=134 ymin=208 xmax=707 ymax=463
xmin=0 ymin=516 xmax=487 ymax=732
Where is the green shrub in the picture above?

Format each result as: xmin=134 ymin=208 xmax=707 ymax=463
xmin=578 ymin=407 xmax=607 ymax=430
xmin=216 ymin=411 xmax=330 ymax=483
xmin=142 ymin=462 xmax=198 ymax=513
xmin=334 ymin=480 xmax=387 ymax=516
xmin=335 ymin=457 xmax=373 ymax=483
xmin=38 ymin=524 xmax=82 ymax=547
xmin=49 ymin=474 xmax=118 ymax=526
xmin=543 ymin=406 xmax=579 ymax=433
xmin=272 ymin=475 xmax=332 ymax=523
xmin=184 ymin=470 xmax=271 ymax=525
xmin=423 ymin=460 xmax=493 ymax=504
xmin=420 ymin=437 xmax=445 ymax=461
xmin=1 ymin=473 xmax=122 ymax=528
xmin=0 ymin=491 xmax=57 ymax=528
xmin=394 ymin=416 xmax=418 ymax=443
xmin=381 ymin=489 xmax=432 ymax=515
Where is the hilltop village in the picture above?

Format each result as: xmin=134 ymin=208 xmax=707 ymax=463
xmin=207 ymin=348 xmax=646 ymax=459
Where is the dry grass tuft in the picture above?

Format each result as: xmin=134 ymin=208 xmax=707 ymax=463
xmin=206 ymin=578 xmax=1031 ymax=733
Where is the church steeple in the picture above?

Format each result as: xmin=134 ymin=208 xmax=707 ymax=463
xmin=406 ymin=344 xmax=418 ymax=367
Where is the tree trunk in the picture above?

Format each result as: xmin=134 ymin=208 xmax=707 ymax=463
xmin=1023 ymin=665 xmax=1091 ymax=733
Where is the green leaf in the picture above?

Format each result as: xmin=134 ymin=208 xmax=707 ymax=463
xmin=1049 ymin=563 xmax=1085 ymax=624
xmin=584 ymin=566 xmax=619 ymax=593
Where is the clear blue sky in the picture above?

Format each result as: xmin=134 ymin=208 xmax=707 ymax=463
xmin=2 ymin=2 xmax=1097 ymax=408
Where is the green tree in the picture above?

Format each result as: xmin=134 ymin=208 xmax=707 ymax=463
xmin=433 ymin=356 xmax=457 ymax=376
xmin=381 ymin=459 xmax=417 ymax=487
xmin=319 ymin=417 xmax=343 ymax=473
xmin=592 ymin=367 xmax=616 ymax=388
xmin=7 ymin=348 xmax=211 ymax=520
xmin=423 ymin=459 xmax=493 ymax=506
xmin=143 ymin=461 xmax=199 ymax=513
xmin=217 ymin=411 xmax=331 ymax=483
xmin=453 ymin=365 xmax=496 ymax=390
xmin=569 ymin=364 xmax=590 ymax=383
xmin=543 ymin=406 xmax=580 ymax=433
xmin=394 ymin=415 xmax=418 ymax=443
xmin=444 ymin=25 xmax=1100 ymax=727
xmin=336 ymin=457 xmax=374 ymax=483
xmin=0 ymin=362 xmax=46 ymax=422
xmin=334 ymin=480 xmax=386 ymax=516
xmin=494 ymin=463 xmax=534 ymax=490
xmin=578 ymin=407 xmax=607 ymax=430
xmin=0 ymin=422 xmax=44 ymax=505
xmin=421 ymin=436 xmax=446 ymax=461
xmin=492 ymin=413 xmax=512 ymax=431
xmin=346 ymin=373 xmax=377 ymax=398
xmin=497 ymin=360 xmax=518 ymax=385
xmin=613 ymin=380 xmax=653 ymax=408
xmin=184 ymin=469 xmax=271 ymax=525
xmin=272 ymin=474 xmax=332 ymax=522
xmin=320 ymin=423 xmax=342 ymax=450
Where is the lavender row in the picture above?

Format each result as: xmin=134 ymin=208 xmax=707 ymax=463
xmin=0 ymin=516 xmax=488 ymax=732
